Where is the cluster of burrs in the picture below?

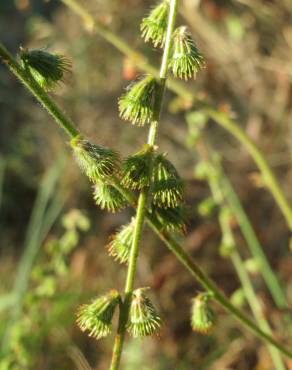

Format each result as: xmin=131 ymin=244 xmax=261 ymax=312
xmin=77 ymin=288 xmax=162 ymax=339
xmin=17 ymin=0 xmax=214 ymax=343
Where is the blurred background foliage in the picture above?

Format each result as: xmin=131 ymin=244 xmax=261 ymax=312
xmin=0 ymin=0 xmax=292 ymax=369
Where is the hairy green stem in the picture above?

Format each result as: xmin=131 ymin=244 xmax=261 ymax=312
xmin=61 ymin=0 xmax=292 ymax=232
xmin=109 ymin=1 xmax=178 ymax=369
xmin=1 ymin=41 xmax=291 ymax=360
xmin=146 ymin=217 xmax=292 ymax=359
xmin=0 ymin=43 xmax=79 ymax=138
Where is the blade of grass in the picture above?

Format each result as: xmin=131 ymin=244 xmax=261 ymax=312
xmin=1 ymin=154 xmax=67 ymax=351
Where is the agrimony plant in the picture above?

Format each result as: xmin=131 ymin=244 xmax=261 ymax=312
xmin=1 ymin=0 xmax=292 ymax=367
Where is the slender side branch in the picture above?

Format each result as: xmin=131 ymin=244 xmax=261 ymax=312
xmin=1 ymin=41 xmax=292 ymax=360
xmin=0 ymin=43 xmax=79 ymax=138
xmin=204 ymin=109 xmax=292 ymax=231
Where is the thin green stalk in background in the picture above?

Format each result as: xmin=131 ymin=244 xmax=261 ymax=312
xmin=0 ymin=157 xmax=5 ymax=212
xmin=204 ymin=154 xmax=285 ymax=369
xmin=220 ymin=171 xmax=288 ymax=309
xmin=110 ymin=1 xmax=178 ymax=369
xmin=203 ymin=109 xmax=292 ymax=232
xmin=231 ymin=251 xmax=286 ymax=370
xmin=61 ymin=0 xmax=292 ymax=232
xmin=1 ymin=42 xmax=291 ymax=359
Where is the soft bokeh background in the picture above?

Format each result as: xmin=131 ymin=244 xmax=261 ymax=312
xmin=1 ymin=0 xmax=292 ymax=369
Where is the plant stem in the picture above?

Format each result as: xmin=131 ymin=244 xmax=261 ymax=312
xmin=203 ymin=153 xmax=285 ymax=369
xmin=146 ymin=216 xmax=292 ymax=358
xmin=203 ymin=109 xmax=292 ymax=232
xmin=231 ymin=251 xmax=286 ymax=370
xmin=109 ymin=1 xmax=178 ymax=369
xmin=220 ymin=172 xmax=287 ymax=309
xmin=61 ymin=0 xmax=292 ymax=232
xmin=0 ymin=43 xmax=79 ymax=138
xmin=1 ymin=40 xmax=292 ymax=360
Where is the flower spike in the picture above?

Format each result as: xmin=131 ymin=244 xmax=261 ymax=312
xmin=118 ymin=76 xmax=157 ymax=126
xmin=20 ymin=48 xmax=71 ymax=91
xmin=152 ymin=154 xmax=184 ymax=208
xmin=71 ymin=136 xmax=120 ymax=182
xmin=76 ymin=290 xmax=120 ymax=340
xmin=107 ymin=219 xmax=135 ymax=264
xmin=191 ymin=293 xmax=216 ymax=334
xmin=121 ymin=145 xmax=153 ymax=190
xmin=170 ymin=26 xmax=205 ymax=80
xmin=127 ymin=288 xmax=162 ymax=338
xmin=141 ymin=0 xmax=170 ymax=48
xmin=93 ymin=182 xmax=127 ymax=212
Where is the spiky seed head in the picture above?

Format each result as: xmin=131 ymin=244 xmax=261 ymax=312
xmin=141 ymin=0 xmax=170 ymax=48
xmin=191 ymin=293 xmax=216 ymax=334
xmin=107 ymin=219 xmax=135 ymax=264
xmin=71 ymin=136 xmax=120 ymax=182
xmin=20 ymin=48 xmax=71 ymax=91
xmin=93 ymin=182 xmax=127 ymax=213
xmin=152 ymin=205 xmax=187 ymax=234
xmin=170 ymin=26 xmax=205 ymax=80
xmin=127 ymin=288 xmax=162 ymax=338
xmin=118 ymin=76 xmax=157 ymax=126
xmin=121 ymin=145 xmax=153 ymax=190
xmin=152 ymin=154 xmax=184 ymax=208
xmin=76 ymin=290 xmax=120 ymax=340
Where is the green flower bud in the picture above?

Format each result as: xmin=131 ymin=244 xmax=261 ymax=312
xmin=152 ymin=154 xmax=184 ymax=208
xmin=198 ymin=197 xmax=218 ymax=217
xmin=219 ymin=207 xmax=236 ymax=257
xmin=20 ymin=48 xmax=71 ymax=91
xmin=107 ymin=219 xmax=135 ymax=264
xmin=76 ymin=290 xmax=120 ymax=340
xmin=127 ymin=288 xmax=162 ymax=338
xmin=194 ymin=161 xmax=210 ymax=181
xmin=170 ymin=26 xmax=205 ymax=80
xmin=93 ymin=182 xmax=127 ymax=213
xmin=191 ymin=293 xmax=216 ymax=334
xmin=152 ymin=205 xmax=187 ymax=233
xmin=71 ymin=136 xmax=120 ymax=182
xmin=121 ymin=145 xmax=153 ymax=190
xmin=141 ymin=0 xmax=169 ymax=48
xmin=118 ymin=76 xmax=157 ymax=126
